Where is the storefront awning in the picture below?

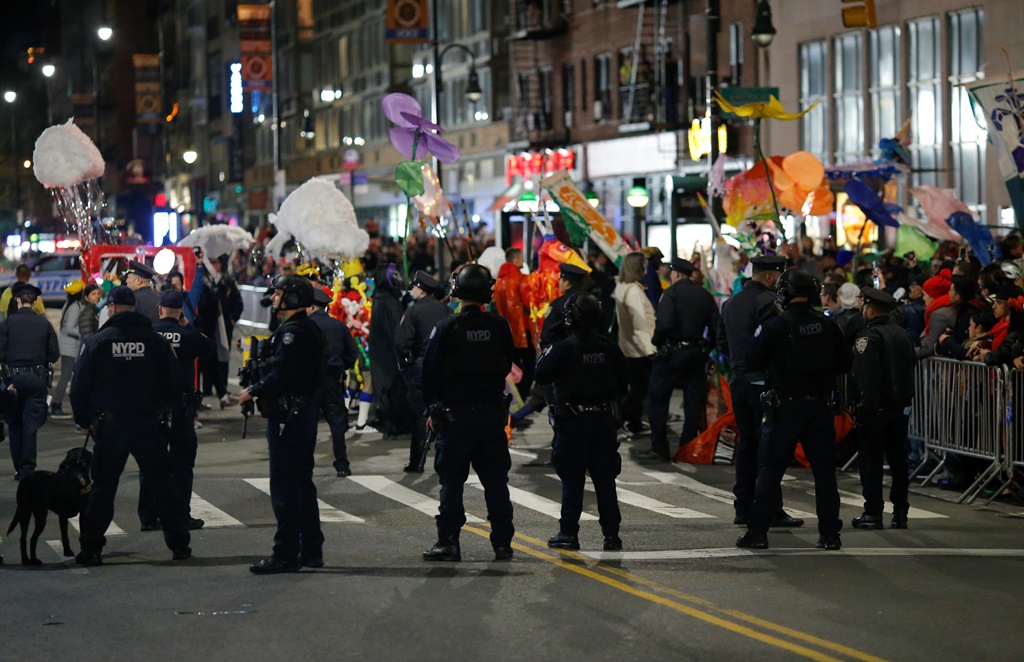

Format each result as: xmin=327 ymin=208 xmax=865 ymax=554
xmin=488 ymin=182 xmax=524 ymax=212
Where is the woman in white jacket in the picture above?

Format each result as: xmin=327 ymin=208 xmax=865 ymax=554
xmin=51 ymin=281 xmax=84 ymax=418
xmin=613 ymin=252 xmax=657 ymax=434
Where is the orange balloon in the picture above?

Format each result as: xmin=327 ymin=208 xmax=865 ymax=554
xmin=782 ymin=151 xmax=826 ymax=190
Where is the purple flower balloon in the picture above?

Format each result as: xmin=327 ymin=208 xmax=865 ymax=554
xmin=382 ymin=93 xmax=461 ymax=163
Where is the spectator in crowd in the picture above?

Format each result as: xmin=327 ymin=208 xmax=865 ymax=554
xmin=639 ymin=247 xmax=665 ymax=310
xmin=493 ymin=248 xmax=534 ymax=400
xmin=613 ymin=252 xmax=656 ymax=436
xmin=897 ymin=275 xmax=927 ymax=346
xmin=938 ymin=309 xmax=996 ymax=360
xmin=918 ymin=268 xmax=956 ymax=358
xmin=978 ymin=263 xmax=1007 ymax=301
xmin=971 ymin=283 xmax=1024 ymax=366
xmin=0 ymin=264 xmax=45 ymax=319
xmin=833 ymin=283 xmax=865 ymax=342
xmin=821 ymin=282 xmax=841 ymax=317
xmin=50 ymin=281 xmax=86 ymax=419
xmin=948 ymin=275 xmax=988 ymax=344
xmin=78 ymin=285 xmax=101 ymax=343
xmin=196 ymin=254 xmax=243 ymax=408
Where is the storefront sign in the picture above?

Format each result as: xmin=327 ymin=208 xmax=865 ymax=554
xmin=506 ymin=149 xmax=576 ymax=186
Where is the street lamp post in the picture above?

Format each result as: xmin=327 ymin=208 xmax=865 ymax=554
xmin=705 ymin=0 xmax=722 ymax=222
xmin=627 ymin=181 xmax=649 ymax=246
xmin=4 ymin=91 xmax=19 ymax=223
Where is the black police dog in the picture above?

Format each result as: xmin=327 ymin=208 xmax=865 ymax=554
xmin=6 ymin=447 xmax=93 ymax=565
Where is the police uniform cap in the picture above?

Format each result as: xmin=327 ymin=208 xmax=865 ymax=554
xmin=312 ymin=286 xmax=333 ymax=306
xmin=860 ymin=287 xmax=897 ymax=310
xmin=10 ymin=282 xmax=42 ymax=298
xmin=125 ymin=260 xmax=156 ymax=280
xmin=669 ymin=258 xmax=696 ymax=274
xmin=751 ymin=255 xmax=786 ymax=273
xmin=107 ymin=285 xmax=136 ymax=306
xmin=994 ymin=282 xmax=1024 ymax=301
xmin=559 ymin=263 xmax=587 ymax=278
xmin=159 ymin=289 xmax=184 ymax=309
xmin=411 ymin=270 xmax=440 ymax=294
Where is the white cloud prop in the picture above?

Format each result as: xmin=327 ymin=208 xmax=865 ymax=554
xmin=271 ymin=178 xmax=369 ymax=260
xmin=33 ymin=119 xmax=104 ymax=188
xmin=178 ymin=224 xmax=255 ymax=257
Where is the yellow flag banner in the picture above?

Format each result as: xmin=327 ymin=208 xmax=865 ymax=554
xmin=540 ymin=169 xmax=630 ymax=267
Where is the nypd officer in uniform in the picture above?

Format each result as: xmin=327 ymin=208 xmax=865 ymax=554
xmin=851 ymin=287 xmax=916 ymax=530
xmin=736 ymin=270 xmax=850 ymax=551
xmin=138 ymin=289 xmax=216 ymax=531
xmin=124 ymin=260 xmax=162 ymax=324
xmin=536 ymin=293 xmax=629 ymax=551
xmin=717 ymin=256 xmax=802 ymax=528
xmin=71 ymin=286 xmax=191 ymax=565
xmin=634 ymin=258 xmax=718 ymax=462
xmin=397 ymin=270 xmax=450 ymax=472
xmin=239 ymin=275 xmax=327 ymax=574
xmin=541 ymin=263 xmax=588 ymax=349
xmin=0 ymin=282 xmax=59 ymax=480
xmin=308 ymin=286 xmax=359 ymax=477
xmin=421 ymin=264 xmax=516 ymax=562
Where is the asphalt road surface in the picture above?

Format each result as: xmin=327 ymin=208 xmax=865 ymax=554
xmin=2 ymin=398 xmax=1023 ymax=661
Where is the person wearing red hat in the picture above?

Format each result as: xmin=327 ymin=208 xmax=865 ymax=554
xmin=917 ymin=269 xmax=956 ymax=358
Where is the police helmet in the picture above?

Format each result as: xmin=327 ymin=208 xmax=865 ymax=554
xmin=564 ymin=292 xmax=602 ymax=331
xmin=274 ymin=274 xmax=315 ymax=310
xmin=776 ymin=269 xmax=819 ymax=307
xmin=451 ymin=264 xmax=494 ymax=302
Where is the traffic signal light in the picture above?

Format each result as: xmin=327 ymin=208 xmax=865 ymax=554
xmin=841 ymin=0 xmax=877 ymax=29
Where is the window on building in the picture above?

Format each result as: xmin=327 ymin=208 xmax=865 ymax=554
xmin=908 ymin=16 xmax=942 ymax=188
xmin=595 ymin=53 xmax=612 ymax=120
xmin=580 ymin=58 xmax=588 ymax=111
xmin=539 ymin=67 xmax=553 ymax=130
xmin=562 ymin=62 xmax=576 ymax=126
xmin=799 ymin=40 xmax=828 ymax=159
xmin=869 ymin=25 xmax=902 ymax=155
xmin=729 ymin=21 xmax=743 ymax=86
xmin=833 ymin=32 xmax=863 ymax=163
xmin=950 ymin=7 xmax=986 ymax=216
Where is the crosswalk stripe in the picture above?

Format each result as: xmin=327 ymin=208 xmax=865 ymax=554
xmin=68 ymin=515 xmax=126 ymax=536
xmin=45 ymin=541 xmax=89 ymax=573
xmin=646 ymin=471 xmax=817 ymax=520
xmin=189 ymin=492 xmax=245 ymax=528
xmin=348 ymin=475 xmax=483 ymax=523
xmin=467 ymin=474 xmax=597 ymax=521
xmin=542 ymin=474 xmax=715 ymax=519
xmin=783 ymin=475 xmax=949 ymax=519
xmin=244 ymin=478 xmax=364 ymax=523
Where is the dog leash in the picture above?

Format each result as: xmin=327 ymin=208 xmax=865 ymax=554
xmin=81 ymin=432 xmax=92 ymax=451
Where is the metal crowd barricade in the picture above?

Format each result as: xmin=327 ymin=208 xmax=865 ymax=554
xmin=835 ymin=373 xmax=860 ymax=472
xmin=908 ymin=357 xmax=1007 ymax=504
xmin=987 ymin=367 xmax=1024 ymax=504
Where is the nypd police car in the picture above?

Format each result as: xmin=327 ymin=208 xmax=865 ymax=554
xmin=0 ymin=253 xmax=82 ymax=304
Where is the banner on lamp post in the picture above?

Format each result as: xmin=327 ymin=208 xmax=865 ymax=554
xmin=385 ymin=0 xmax=429 ymax=44
xmin=541 ymin=169 xmax=630 ymax=267
xmin=238 ymin=4 xmax=273 ymax=92
xmin=133 ymin=54 xmax=162 ymax=124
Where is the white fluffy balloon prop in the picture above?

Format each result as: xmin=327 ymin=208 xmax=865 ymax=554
xmin=33 ymin=119 xmax=106 ymax=249
xmin=270 ymin=178 xmax=369 ymax=260
xmin=178 ymin=224 xmax=255 ymax=257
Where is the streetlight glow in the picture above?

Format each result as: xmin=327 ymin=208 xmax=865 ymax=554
xmin=3 ymin=91 xmax=15 ymax=104
xmin=97 ymin=26 xmax=113 ymax=41
xmin=42 ymin=64 xmax=56 ymax=78
xmin=182 ymin=150 xmax=198 ymax=164
xmin=627 ymin=185 xmax=650 ymax=209
xmin=23 ymin=160 xmax=31 ymax=169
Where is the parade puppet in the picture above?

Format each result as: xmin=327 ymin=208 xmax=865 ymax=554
xmin=33 ymin=119 xmax=105 ymax=250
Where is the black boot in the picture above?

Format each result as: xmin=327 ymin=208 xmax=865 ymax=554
xmin=249 ymin=556 xmax=301 ymax=574
xmin=816 ymin=534 xmax=842 ymax=551
xmin=603 ymin=535 xmax=623 ymax=551
xmin=851 ymin=513 xmax=884 ymax=530
xmin=891 ymin=511 xmax=909 ymax=529
xmin=547 ymin=532 xmax=580 ymax=550
xmin=735 ymin=530 xmax=769 ymax=549
xmin=423 ymin=539 xmax=461 ymax=562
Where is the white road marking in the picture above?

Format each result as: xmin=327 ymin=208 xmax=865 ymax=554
xmin=647 ymin=471 xmax=816 ymax=520
xmin=581 ymin=547 xmax=1024 ymax=560
xmin=189 ymin=492 xmax=245 ymax=528
xmin=68 ymin=515 xmax=126 ymax=536
xmin=542 ymin=474 xmax=714 ymax=519
xmin=783 ymin=475 xmax=948 ymax=519
xmin=244 ymin=478 xmax=364 ymax=523
xmin=467 ymin=474 xmax=597 ymax=521
xmin=508 ymin=448 xmax=538 ymax=460
xmin=45 ymin=540 xmax=90 ymax=574
xmin=347 ymin=475 xmax=483 ymax=523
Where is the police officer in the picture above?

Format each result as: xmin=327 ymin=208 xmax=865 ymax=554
xmin=124 ymin=260 xmax=162 ymax=324
xmin=421 ymin=264 xmax=515 ymax=562
xmin=717 ymin=256 xmax=803 ymax=528
xmin=239 ymin=275 xmax=326 ymax=574
xmin=541 ymin=263 xmax=589 ymax=349
xmin=397 ymin=270 xmax=451 ymax=473
xmin=70 ymin=286 xmax=191 ymax=565
xmin=736 ymin=270 xmax=850 ymax=551
xmin=0 ymin=282 xmax=59 ymax=480
xmin=633 ymin=258 xmax=718 ymax=462
xmin=138 ymin=289 xmax=217 ymax=531
xmin=851 ymin=287 xmax=916 ymax=530
xmin=308 ymin=286 xmax=360 ymax=477
xmin=536 ymin=293 xmax=629 ymax=551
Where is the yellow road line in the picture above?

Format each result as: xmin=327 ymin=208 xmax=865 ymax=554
xmin=465 ymin=526 xmax=887 ymax=662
